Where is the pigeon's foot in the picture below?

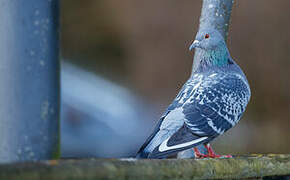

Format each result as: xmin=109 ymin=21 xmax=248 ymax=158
xmin=204 ymin=144 xmax=232 ymax=158
xmin=193 ymin=147 xmax=209 ymax=159
xmin=193 ymin=144 xmax=233 ymax=159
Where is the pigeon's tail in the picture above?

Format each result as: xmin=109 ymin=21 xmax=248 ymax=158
xmin=148 ymin=125 xmax=211 ymax=159
xmin=136 ymin=150 xmax=149 ymax=159
xmin=135 ymin=115 xmax=169 ymax=159
xmin=136 ymin=131 xmax=167 ymax=159
xmin=135 ymin=138 xmax=153 ymax=159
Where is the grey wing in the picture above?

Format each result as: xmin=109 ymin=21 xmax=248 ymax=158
xmin=183 ymin=73 xmax=251 ymax=137
xmin=136 ymin=81 xmax=196 ymax=158
xmin=148 ymin=73 xmax=251 ymax=158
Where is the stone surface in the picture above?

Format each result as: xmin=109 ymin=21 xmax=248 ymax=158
xmin=0 ymin=154 xmax=289 ymax=180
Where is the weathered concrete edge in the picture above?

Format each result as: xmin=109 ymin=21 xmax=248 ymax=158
xmin=0 ymin=154 xmax=289 ymax=180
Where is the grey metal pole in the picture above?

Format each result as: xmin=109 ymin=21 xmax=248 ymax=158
xmin=178 ymin=0 xmax=234 ymax=159
xmin=0 ymin=0 xmax=60 ymax=163
xmin=192 ymin=0 xmax=234 ymax=73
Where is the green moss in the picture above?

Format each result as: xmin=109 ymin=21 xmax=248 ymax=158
xmin=0 ymin=155 xmax=290 ymax=180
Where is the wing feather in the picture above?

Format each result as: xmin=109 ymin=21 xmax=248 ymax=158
xmin=137 ymin=72 xmax=250 ymax=159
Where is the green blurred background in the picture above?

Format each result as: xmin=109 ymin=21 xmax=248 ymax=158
xmin=61 ymin=0 xmax=290 ymax=155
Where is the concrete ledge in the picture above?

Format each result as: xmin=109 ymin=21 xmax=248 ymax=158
xmin=0 ymin=154 xmax=289 ymax=179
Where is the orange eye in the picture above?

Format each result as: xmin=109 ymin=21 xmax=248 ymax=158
xmin=205 ymin=34 xmax=210 ymax=39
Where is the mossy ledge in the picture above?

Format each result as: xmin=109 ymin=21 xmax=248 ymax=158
xmin=0 ymin=154 xmax=289 ymax=180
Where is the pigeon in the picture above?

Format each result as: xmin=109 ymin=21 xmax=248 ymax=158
xmin=136 ymin=28 xmax=251 ymax=159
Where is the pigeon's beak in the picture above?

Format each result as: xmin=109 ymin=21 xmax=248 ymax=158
xmin=189 ymin=40 xmax=200 ymax=51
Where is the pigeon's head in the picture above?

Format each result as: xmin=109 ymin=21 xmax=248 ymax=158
xmin=189 ymin=28 xmax=234 ymax=69
xmin=189 ymin=29 xmax=225 ymax=51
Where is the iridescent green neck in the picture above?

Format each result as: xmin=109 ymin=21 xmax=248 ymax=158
xmin=192 ymin=44 xmax=230 ymax=73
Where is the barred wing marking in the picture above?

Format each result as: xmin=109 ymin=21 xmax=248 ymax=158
xmin=183 ymin=73 xmax=251 ymax=137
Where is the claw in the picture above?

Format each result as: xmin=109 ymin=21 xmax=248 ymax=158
xmin=205 ymin=144 xmax=220 ymax=158
xmin=193 ymin=144 xmax=233 ymax=159
xmin=193 ymin=147 xmax=209 ymax=159
xmin=204 ymin=144 xmax=232 ymax=158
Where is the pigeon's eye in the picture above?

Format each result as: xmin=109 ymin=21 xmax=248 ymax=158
xmin=205 ymin=34 xmax=210 ymax=39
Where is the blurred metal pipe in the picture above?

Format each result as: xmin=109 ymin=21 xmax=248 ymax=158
xmin=0 ymin=0 xmax=60 ymax=163
xmin=199 ymin=0 xmax=234 ymax=39
xmin=179 ymin=0 xmax=234 ymax=159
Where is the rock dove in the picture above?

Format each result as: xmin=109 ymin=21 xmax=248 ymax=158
xmin=136 ymin=28 xmax=251 ymax=159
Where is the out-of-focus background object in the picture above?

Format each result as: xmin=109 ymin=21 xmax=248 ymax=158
xmin=61 ymin=61 xmax=154 ymax=158
xmin=60 ymin=0 xmax=290 ymax=157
